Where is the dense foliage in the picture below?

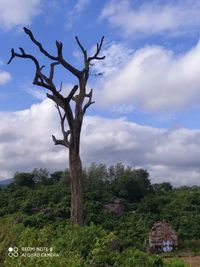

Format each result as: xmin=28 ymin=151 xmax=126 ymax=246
xmin=1 ymin=163 xmax=198 ymax=266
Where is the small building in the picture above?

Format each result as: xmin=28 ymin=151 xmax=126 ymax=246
xmin=149 ymin=222 xmax=178 ymax=252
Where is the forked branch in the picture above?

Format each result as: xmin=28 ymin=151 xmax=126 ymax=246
xmin=23 ymin=27 xmax=82 ymax=79
xmin=83 ymin=89 xmax=95 ymax=114
xmin=24 ymin=27 xmax=57 ymax=61
xmin=7 ymin=47 xmax=58 ymax=93
xmin=75 ymin=36 xmax=87 ymax=65
xmin=52 ymin=104 xmax=70 ymax=148
xmin=88 ymin=36 xmax=105 ymax=62
xmin=75 ymin=36 xmax=105 ymax=71
xmin=7 ymin=48 xmax=40 ymax=70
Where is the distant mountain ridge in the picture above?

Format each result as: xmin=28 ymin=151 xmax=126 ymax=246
xmin=0 ymin=178 xmax=13 ymax=187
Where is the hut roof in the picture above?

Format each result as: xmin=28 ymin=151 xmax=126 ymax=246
xmin=149 ymin=222 xmax=178 ymax=249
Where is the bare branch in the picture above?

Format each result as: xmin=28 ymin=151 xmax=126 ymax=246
xmin=47 ymin=91 xmax=74 ymax=134
xmin=75 ymin=36 xmax=87 ymax=64
xmin=59 ymin=58 xmax=82 ymax=79
xmin=58 ymin=81 xmax=63 ymax=93
xmin=7 ymin=49 xmax=15 ymax=64
xmin=7 ymin=47 xmax=59 ymax=94
xmin=56 ymin=105 xmax=66 ymax=135
xmin=88 ymin=36 xmax=105 ymax=62
xmin=83 ymin=89 xmax=95 ymax=114
xmin=40 ymin=65 xmax=45 ymax=71
xmin=7 ymin=48 xmax=40 ymax=70
xmin=83 ymin=100 xmax=95 ymax=114
xmin=55 ymin=41 xmax=63 ymax=58
xmin=34 ymin=80 xmax=54 ymax=91
xmin=46 ymin=93 xmax=54 ymax=101
xmin=49 ymin=62 xmax=60 ymax=81
xmin=52 ymin=135 xmax=69 ymax=147
xmin=56 ymin=104 xmax=64 ymax=119
xmin=34 ymin=69 xmax=58 ymax=93
xmin=66 ymin=85 xmax=79 ymax=102
xmin=46 ymin=93 xmax=65 ymax=110
xmin=24 ymin=27 xmax=57 ymax=61
xmin=53 ymin=104 xmax=71 ymax=148
xmin=24 ymin=27 xmax=82 ymax=79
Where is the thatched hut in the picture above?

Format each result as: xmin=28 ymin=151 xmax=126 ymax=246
xmin=149 ymin=222 xmax=178 ymax=252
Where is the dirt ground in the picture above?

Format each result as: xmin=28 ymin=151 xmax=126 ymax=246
xmin=180 ymin=256 xmax=200 ymax=267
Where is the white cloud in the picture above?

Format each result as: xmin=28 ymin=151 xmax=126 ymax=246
xmin=0 ymin=0 xmax=41 ymax=30
xmin=66 ymin=0 xmax=90 ymax=30
xmin=0 ymin=100 xmax=67 ymax=178
xmin=92 ymin=42 xmax=134 ymax=77
xmin=74 ymin=0 xmax=90 ymax=13
xmin=111 ymin=105 xmax=135 ymax=114
xmin=0 ymin=58 xmax=11 ymax=85
xmin=24 ymin=87 xmax=46 ymax=100
xmin=96 ymin=40 xmax=200 ymax=112
xmin=101 ymin=0 xmax=200 ymax=37
xmin=0 ymin=71 xmax=11 ymax=85
xmin=82 ymin=117 xmax=200 ymax=186
xmin=0 ymin=100 xmax=200 ymax=186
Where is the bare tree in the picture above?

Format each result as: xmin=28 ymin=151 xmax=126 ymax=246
xmin=8 ymin=28 xmax=105 ymax=225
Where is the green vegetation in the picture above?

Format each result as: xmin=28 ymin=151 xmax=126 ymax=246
xmin=1 ymin=163 xmax=197 ymax=266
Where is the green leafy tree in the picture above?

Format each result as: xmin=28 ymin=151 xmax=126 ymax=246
xmin=14 ymin=172 xmax=35 ymax=187
xmin=85 ymin=163 xmax=108 ymax=191
xmin=50 ymin=171 xmax=64 ymax=182
xmin=112 ymin=169 xmax=151 ymax=202
xmin=32 ymin=168 xmax=49 ymax=184
xmin=153 ymin=182 xmax=173 ymax=193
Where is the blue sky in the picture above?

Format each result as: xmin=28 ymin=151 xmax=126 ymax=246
xmin=1 ymin=0 xmax=200 ymax=185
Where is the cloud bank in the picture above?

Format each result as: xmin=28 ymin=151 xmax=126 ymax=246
xmin=101 ymin=0 xmax=200 ymax=37
xmin=65 ymin=0 xmax=90 ymax=30
xmin=0 ymin=0 xmax=41 ymax=30
xmin=95 ymin=40 xmax=200 ymax=112
xmin=0 ymin=100 xmax=200 ymax=186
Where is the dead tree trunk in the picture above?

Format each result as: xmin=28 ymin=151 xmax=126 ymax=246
xmin=69 ymin=149 xmax=83 ymax=224
xmin=8 ymin=27 xmax=105 ymax=225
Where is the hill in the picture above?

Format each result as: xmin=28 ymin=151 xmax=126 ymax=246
xmin=0 ymin=164 xmax=197 ymax=266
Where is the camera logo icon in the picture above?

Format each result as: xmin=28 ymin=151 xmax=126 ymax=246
xmin=8 ymin=247 xmax=19 ymax=257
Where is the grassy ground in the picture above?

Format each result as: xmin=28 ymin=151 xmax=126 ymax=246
xmin=165 ymin=255 xmax=200 ymax=267
xmin=180 ymin=256 xmax=200 ymax=267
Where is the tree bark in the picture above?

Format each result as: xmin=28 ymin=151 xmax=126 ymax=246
xmin=69 ymin=148 xmax=84 ymax=225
